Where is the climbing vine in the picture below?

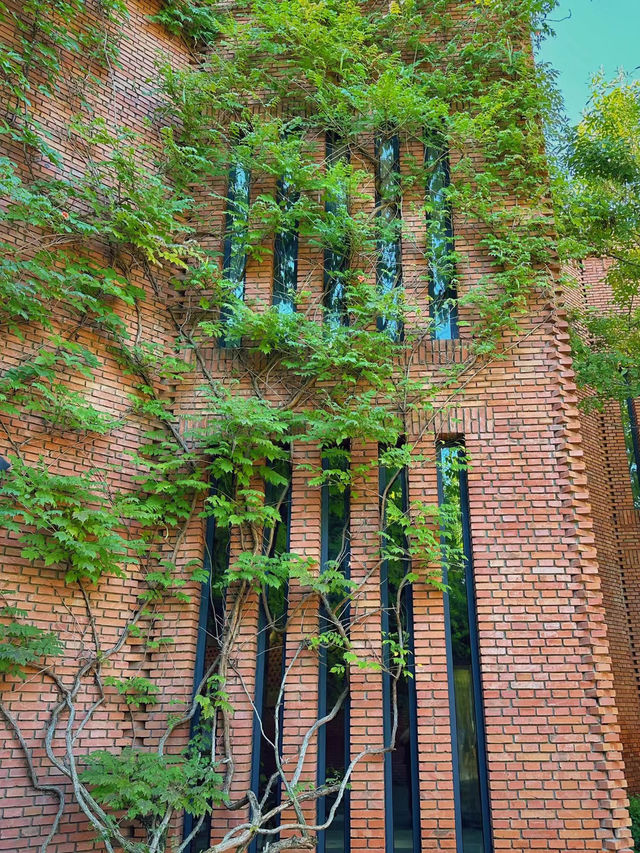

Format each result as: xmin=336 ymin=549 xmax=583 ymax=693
xmin=0 ymin=1 xmax=560 ymax=851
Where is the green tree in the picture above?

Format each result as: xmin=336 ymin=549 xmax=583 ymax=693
xmin=554 ymin=73 xmax=640 ymax=404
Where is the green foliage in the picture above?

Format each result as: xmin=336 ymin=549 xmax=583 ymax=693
xmin=153 ymin=0 xmax=559 ymax=353
xmin=0 ymin=0 xmax=566 ymax=846
xmin=194 ymin=674 xmax=233 ymax=720
xmin=382 ymin=498 xmax=447 ymax=588
xmin=80 ymin=748 xmax=224 ymax=824
xmin=227 ymin=551 xmax=316 ymax=593
xmin=554 ymin=74 xmax=640 ymax=404
xmin=0 ymin=0 xmax=127 ymax=154
xmin=0 ymin=458 xmax=142 ymax=583
xmin=0 ymin=339 xmax=118 ymax=433
xmin=629 ymin=795 xmax=640 ymax=852
xmin=103 ymin=676 xmax=160 ymax=708
xmin=151 ymin=1 xmax=222 ymax=44
xmin=0 ymin=167 xmax=140 ymax=333
xmin=0 ymin=594 xmax=63 ymax=679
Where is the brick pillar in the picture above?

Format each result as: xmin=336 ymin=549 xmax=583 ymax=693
xmin=408 ymin=429 xmax=458 ymax=850
xmin=349 ymin=439 xmax=386 ymax=851
xmin=279 ymin=442 xmax=322 ymax=840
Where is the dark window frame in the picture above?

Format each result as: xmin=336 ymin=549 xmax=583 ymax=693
xmin=621 ymin=398 xmax=640 ymax=510
xmin=272 ymin=174 xmax=300 ymax=314
xmin=249 ymin=461 xmax=293 ymax=853
xmin=182 ymin=477 xmax=232 ymax=852
xmin=379 ymin=461 xmax=421 ymax=853
xmin=437 ymin=441 xmax=492 ymax=853
xmin=425 ymin=140 xmax=458 ymax=341
xmin=220 ymin=159 xmax=251 ymax=348
xmin=317 ymin=448 xmax=351 ymax=853
xmin=375 ymin=133 xmax=404 ymax=342
xmin=324 ymin=131 xmax=351 ymax=327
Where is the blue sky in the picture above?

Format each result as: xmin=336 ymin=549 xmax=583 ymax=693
xmin=536 ymin=0 xmax=640 ymax=124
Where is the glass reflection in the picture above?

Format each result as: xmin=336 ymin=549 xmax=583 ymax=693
xmin=253 ymin=459 xmax=292 ymax=853
xmin=220 ymin=162 xmax=250 ymax=347
xmin=324 ymin=132 xmax=350 ymax=328
xmin=380 ymin=463 xmax=420 ymax=853
xmin=273 ymin=175 xmax=299 ymax=314
xmin=425 ymin=142 xmax=457 ymax=340
xmin=438 ymin=444 xmax=491 ymax=853
xmin=318 ymin=447 xmax=350 ymax=853
xmin=621 ymin=399 xmax=640 ymax=509
xmin=184 ymin=473 xmax=233 ymax=852
xmin=376 ymin=135 xmax=403 ymax=342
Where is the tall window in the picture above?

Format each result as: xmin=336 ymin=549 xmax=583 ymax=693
xmin=621 ymin=398 xmax=640 ymax=509
xmin=437 ymin=443 xmax=492 ymax=853
xmin=425 ymin=140 xmax=457 ymax=340
xmin=318 ymin=446 xmax=350 ymax=853
xmin=379 ymin=461 xmax=421 ymax=853
xmin=324 ymin=132 xmax=350 ymax=327
xmin=250 ymin=459 xmax=292 ymax=853
xmin=220 ymin=160 xmax=250 ymax=347
xmin=183 ymin=474 xmax=233 ymax=852
xmin=376 ymin=134 xmax=403 ymax=342
xmin=273 ymin=174 xmax=299 ymax=314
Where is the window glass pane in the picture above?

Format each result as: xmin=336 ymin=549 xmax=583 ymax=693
xmin=225 ymin=163 xmax=251 ymax=289
xmin=377 ymin=135 xmax=403 ymax=342
xmin=621 ymin=399 xmax=640 ymax=509
xmin=324 ymin=133 xmax=350 ymax=327
xmin=380 ymin=463 xmax=420 ymax=853
xmin=253 ymin=459 xmax=291 ymax=853
xmin=425 ymin=143 xmax=457 ymax=340
xmin=321 ymin=642 xmax=349 ymax=852
xmin=184 ymin=473 xmax=234 ymax=852
xmin=319 ymin=448 xmax=350 ymax=853
xmin=438 ymin=445 xmax=490 ymax=853
xmin=220 ymin=162 xmax=250 ymax=348
xmin=273 ymin=175 xmax=299 ymax=314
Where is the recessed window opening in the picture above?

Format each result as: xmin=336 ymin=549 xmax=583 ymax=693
xmin=220 ymin=159 xmax=250 ymax=347
xmin=437 ymin=442 xmax=492 ymax=853
xmin=376 ymin=134 xmax=403 ymax=342
xmin=183 ymin=473 xmax=233 ymax=852
xmin=250 ymin=458 xmax=292 ymax=853
xmin=324 ymin=131 xmax=350 ymax=328
xmin=318 ymin=444 xmax=351 ymax=853
xmin=273 ymin=171 xmax=300 ymax=314
xmin=425 ymin=140 xmax=457 ymax=340
xmin=379 ymin=457 xmax=421 ymax=853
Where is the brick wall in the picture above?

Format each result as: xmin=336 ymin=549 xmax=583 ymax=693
xmin=0 ymin=3 xmax=635 ymax=852
xmin=574 ymin=258 xmax=640 ymax=796
xmin=0 ymin=2 xmax=203 ymax=850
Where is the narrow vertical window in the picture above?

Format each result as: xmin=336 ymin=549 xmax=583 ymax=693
xmin=324 ymin=132 xmax=350 ymax=327
xmin=379 ymin=461 xmax=420 ymax=853
xmin=376 ymin=134 xmax=403 ymax=342
xmin=250 ymin=458 xmax=292 ymax=853
xmin=437 ymin=443 xmax=492 ymax=853
xmin=183 ymin=474 xmax=233 ymax=853
xmin=220 ymin=160 xmax=250 ymax=347
xmin=318 ymin=445 xmax=350 ymax=853
xmin=621 ymin=398 xmax=640 ymax=509
xmin=273 ymin=174 xmax=299 ymax=314
xmin=425 ymin=140 xmax=457 ymax=340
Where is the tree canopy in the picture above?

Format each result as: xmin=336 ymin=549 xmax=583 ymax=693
xmin=553 ymin=73 xmax=640 ymax=404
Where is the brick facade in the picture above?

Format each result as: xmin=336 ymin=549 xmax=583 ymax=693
xmin=573 ymin=258 xmax=640 ymax=798
xmin=0 ymin=3 xmax=637 ymax=852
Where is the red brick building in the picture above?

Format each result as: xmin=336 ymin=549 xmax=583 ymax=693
xmin=0 ymin=3 xmax=639 ymax=853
